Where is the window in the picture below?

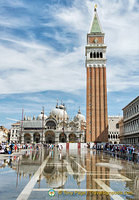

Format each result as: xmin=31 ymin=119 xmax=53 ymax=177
xmin=100 ymin=52 xmax=103 ymax=58
xmin=46 ymin=120 xmax=56 ymax=129
xmin=90 ymin=52 xmax=93 ymax=58
xmin=97 ymin=52 xmax=99 ymax=58
xmin=116 ymin=123 xmax=119 ymax=129
xmin=93 ymin=52 xmax=96 ymax=58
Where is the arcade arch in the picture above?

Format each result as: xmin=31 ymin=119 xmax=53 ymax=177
xmin=45 ymin=131 xmax=55 ymax=144
xmin=24 ymin=133 xmax=31 ymax=143
xmin=59 ymin=133 xmax=67 ymax=143
xmin=69 ymin=133 xmax=77 ymax=143
xmin=33 ymin=132 xmax=40 ymax=143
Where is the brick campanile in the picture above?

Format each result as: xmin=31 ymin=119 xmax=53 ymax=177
xmin=85 ymin=6 xmax=108 ymax=143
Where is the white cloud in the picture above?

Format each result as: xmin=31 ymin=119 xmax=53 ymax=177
xmin=0 ymin=39 xmax=85 ymax=94
xmin=0 ymin=0 xmax=138 ymax=96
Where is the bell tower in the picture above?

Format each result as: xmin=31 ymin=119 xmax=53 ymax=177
xmin=86 ymin=5 xmax=108 ymax=143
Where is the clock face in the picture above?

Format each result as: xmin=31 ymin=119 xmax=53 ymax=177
xmin=94 ymin=38 xmax=98 ymax=43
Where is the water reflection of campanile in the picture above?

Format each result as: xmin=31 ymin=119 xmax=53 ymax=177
xmin=86 ymin=150 xmax=110 ymax=200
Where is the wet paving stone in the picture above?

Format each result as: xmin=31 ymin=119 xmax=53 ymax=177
xmin=0 ymin=148 xmax=138 ymax=200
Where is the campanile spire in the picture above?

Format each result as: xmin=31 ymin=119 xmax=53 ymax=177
xmin=85 ymin=6 xmax=108 ymax=143
xmin=94 ymin=4 xmax=97 ymax=12
xmin=90 ymin=5 xmax=103 ymax=34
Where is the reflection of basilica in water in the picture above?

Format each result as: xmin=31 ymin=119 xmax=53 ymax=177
xmin=10 ymin=103 xmax=86 ymax=144
xmin=11 ymin=148 xmax=86 ymax=189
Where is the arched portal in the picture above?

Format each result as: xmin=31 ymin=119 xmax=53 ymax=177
xmin=69 ymin=133 xmax=77 ymax=143
xmin=59 ymin=133 xmax=67 ymax=143
xmin=24 ymin=133 xmax=31 ymax=144
xmin=45 ymin=131 xmax=55 ymax=144
xmin=33 ymin=132 xmax=40 ymax=143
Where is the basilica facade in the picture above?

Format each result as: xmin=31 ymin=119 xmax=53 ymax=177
xmin=10 ymin=103 xmax=86 ymax=144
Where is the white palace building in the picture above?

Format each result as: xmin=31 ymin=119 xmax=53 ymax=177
xmin=10 ymin=103 xmax=86 ymax=144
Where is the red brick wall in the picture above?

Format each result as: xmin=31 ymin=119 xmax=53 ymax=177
xmin=86 ymin=67 xmax=108 ymax=142
xmin=88 ymin=36 xmax=104 ymax=44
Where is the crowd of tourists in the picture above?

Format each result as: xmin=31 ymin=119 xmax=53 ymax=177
xmin=43 ymin=143 xmax=63 ymax=150
xmin=0 ymin=142 xmax=41 ymax=154
xmin=104 ymin=143 xmax=139 ymax=162
xmin=0 ymin=142 xmax=64 ymax=155
xmin=0 ymin=142 xmax=15 ymax=154
xmin=1 ymin=141 xmax=138 ymax=163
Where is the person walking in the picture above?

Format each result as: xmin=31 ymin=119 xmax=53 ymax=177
xmin=133 ymin=146 xmax=135 ymax=162
xmin=10 ymin=143 xmax=13 ymax=154
xmin=14 ymin=143 xmax=17 ymax=152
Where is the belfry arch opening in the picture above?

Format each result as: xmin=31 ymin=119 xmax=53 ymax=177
xmin=90 ymin=52 xmax=93 ymax=58
xmin=100 ymin=52 xmax=103 ymax=58
xmin=97 ymin=52 xmax=99 ymax=58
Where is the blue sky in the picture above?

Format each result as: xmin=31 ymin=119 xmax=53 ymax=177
xmin=0 ymin=0 xmax=139 ymax=128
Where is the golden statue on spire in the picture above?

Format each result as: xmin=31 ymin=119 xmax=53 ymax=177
xmin=94 ymin=4 xmax=97 ymax=12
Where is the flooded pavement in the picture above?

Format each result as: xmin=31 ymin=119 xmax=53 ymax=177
xmin=0 ymin=148 xmax=139 ymax=200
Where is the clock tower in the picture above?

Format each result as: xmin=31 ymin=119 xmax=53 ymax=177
xmin=86 ymin=6 xmax=108 ymax=143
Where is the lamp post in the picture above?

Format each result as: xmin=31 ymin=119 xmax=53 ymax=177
xmin=20 ymin=108 xmax=24 ymax=144
xmin=42 ymin=107 xmax=44 ymax=144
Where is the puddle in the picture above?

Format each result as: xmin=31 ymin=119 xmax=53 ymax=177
xmin=0 ymin=148 xmax=138 ymax=200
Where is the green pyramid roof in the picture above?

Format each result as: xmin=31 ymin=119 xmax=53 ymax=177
xmin=90 ymin=12 xmax=103 ymax=33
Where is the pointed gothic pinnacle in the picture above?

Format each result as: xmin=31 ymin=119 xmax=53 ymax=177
xmin=94 ymin=4 xmax=97 ymax=12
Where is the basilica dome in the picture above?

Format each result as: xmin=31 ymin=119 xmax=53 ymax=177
xmin=37 ymin=112 xmax=47 ymax=120
xmin=74 ymin=109 xmax=86 ymax=123
xmin=50 ymin=104 xmax=68 ymax=121
xmin=47 ymin=170 xmax=67 ymax=188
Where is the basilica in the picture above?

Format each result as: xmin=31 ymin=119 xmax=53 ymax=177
xmin=10 ymin=103 xmax=86 ymax=144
